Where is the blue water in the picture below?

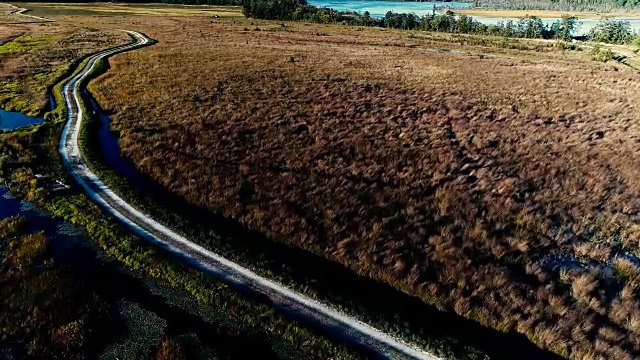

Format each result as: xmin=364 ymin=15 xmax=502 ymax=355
xmin=0 ymin=109 xmax=44 ymax=131
xmin=306 ymin=0 xmax=640 ymax=35
xmin=307 ymin=0 xmax=472 ymax=17
xmin=0 ymin=188 xmax=88 ymax=259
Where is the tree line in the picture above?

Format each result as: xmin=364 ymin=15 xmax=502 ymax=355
xmin=476 ymin=0 xmax=640 ymax=12
xmin=589 ymin=17 xmax=640 ymax=43
xmin=242 ymin=0 xmax=580 ymax=40
xmin=242 ymin=0 xmax=640 ymax=44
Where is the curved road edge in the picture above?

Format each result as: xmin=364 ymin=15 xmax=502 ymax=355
xmin=7 ymin=4 xmax=54 ymax=22
xmin=58 ymin=30 xmax=441 ymax=360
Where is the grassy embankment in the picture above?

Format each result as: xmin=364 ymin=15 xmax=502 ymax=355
xmin=82 ymin=8 xmax=640 ymax=360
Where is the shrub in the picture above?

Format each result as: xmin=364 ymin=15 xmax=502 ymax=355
xmin=589 ymin=18 xmax=634 ymax=44
xmin=589 ymin=45 xmax=614 ymax=62
xmin=613 ymin=257 xmax=640 ymax=286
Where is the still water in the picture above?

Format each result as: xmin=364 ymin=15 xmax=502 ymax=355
xmin=307 ymin=0 xmax=472 ymax=17
xmin=0 ymin=109 xmax=44 ymax=131
xmin=306 ymin=0 xmax=640 ymax=35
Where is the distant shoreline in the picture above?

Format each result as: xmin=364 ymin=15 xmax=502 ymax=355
xmin=440 ymin=7 xmax=640 ymax=18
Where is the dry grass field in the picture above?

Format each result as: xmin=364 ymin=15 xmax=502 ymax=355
xmin=0 ymin=3 xmax=34 ymax=23
xmin=7 ymin=3 xmax=640 ymax=359
xmin=0 ymin=10 xmax=127 ymax=116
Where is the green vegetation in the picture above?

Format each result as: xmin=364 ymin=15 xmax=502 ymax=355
xmin=0 ymin=82 xmax=29 ymax=115
xmin=0 ymin=82 xmax=21 ymax=97
xmin=589 ymin=17 xmax=637 ymax=43
xmin=0 ymin=68 xmax=61 ymax=116
xmin=0 ymin=35 xmax=54 ymax=54
xmin=589 ymin=44 xmax=614 ymax=61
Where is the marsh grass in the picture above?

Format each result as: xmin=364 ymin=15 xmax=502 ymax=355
xmin=80 ymin=10 xmax=640 ymax=359
xmin=0 ymin=21 xmax=127 ymax=116
xmin=7 ymin=3 xmax=640 ymax=358
xmin=0 ymin=36 xmax=367 ymax=360
xmin=97 ymin=301 xmax=167 ymax=360
xmin=590 ymin=44 xmax=615 ymax=61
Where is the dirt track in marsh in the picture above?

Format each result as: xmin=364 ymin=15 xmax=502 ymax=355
xmin=16 ymin=3 xmax=640 ymax=359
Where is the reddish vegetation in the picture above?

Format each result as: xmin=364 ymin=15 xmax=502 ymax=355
xmin=71 ymin=9 xmax=640 ymax=359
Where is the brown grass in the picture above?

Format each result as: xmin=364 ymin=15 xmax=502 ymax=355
xmin=9 ymin=3 xmax=640 ymax=358
xmin=0 ymin=3 xmax=36 ymax=24
xmin=0 ymin=19 xmax=128 ymax=115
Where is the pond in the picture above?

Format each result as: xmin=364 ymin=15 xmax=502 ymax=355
xmin=0 ymin=109 xmax=44 ymax=131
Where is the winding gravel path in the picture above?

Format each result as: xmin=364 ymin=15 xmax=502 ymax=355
xmin=6 ymin=4 xmax=53 ymax=22
xmin=58 ymin=30 xmax=441 ymax=360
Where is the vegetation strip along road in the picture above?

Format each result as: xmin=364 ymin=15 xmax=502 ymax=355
xmin=57 ymin=29 xmax=441 ymax=360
